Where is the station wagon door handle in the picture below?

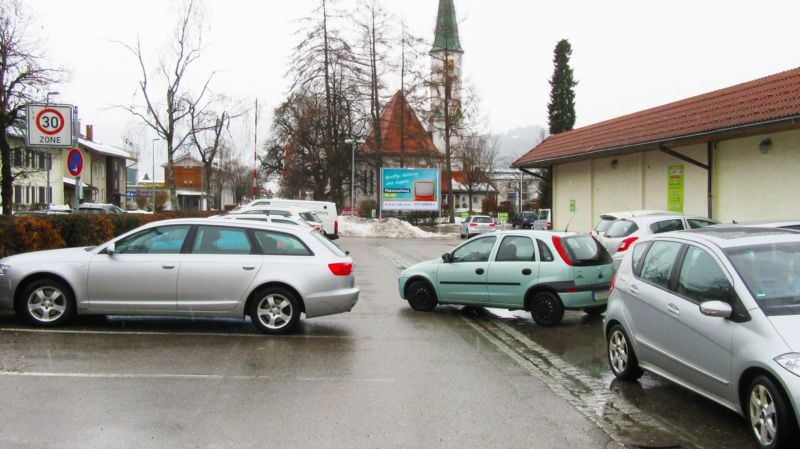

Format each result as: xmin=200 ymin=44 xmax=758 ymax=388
xmin=162 ymin=264 xmax=175 ymax=270
xmin=475 ymin=268 xmax=485 ymax=275
xmin=242 ymin=266 xmax=256 ymax=271
xmin=522 ymin=268 xmax=532 ymax=275
xmin=668 ymin=303 xmax=680 ymax=316
xmin=630 ymin=285 xmax=639 ymax=294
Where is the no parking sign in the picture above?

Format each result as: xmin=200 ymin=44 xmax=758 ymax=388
xmin=66 ymin=148 xmax=84 ymax=177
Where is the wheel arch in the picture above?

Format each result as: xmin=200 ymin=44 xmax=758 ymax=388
xmin=403 ymin=275 xmax=437 ymax=300
xmin=244 ymin=282 xmax=306 ymax=318
xmin=738 ymin=367 xmax=797 ymax=420
xmin=14 ymin=272 xmax=78 ymax=314
xmin=524 ymin=285 xmax=559 ymax=311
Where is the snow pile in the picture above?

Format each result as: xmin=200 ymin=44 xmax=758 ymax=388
xmin=338 ymin=216 xmax=457 ymax=239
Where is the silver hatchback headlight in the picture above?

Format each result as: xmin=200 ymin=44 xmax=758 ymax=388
xmin=775 ymin=353 xmax=800 ymax=377
xmin=0 ymin=264 xmax=10 ymax=276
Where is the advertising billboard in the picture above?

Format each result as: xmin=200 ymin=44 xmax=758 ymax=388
xmin=381 ymin=168 xmax=440 ymax=211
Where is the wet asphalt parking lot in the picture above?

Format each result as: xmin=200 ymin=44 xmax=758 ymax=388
xmin=0 ymin=236 xmax=758 ymax=449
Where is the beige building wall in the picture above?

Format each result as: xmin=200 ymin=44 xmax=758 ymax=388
xmin=715 ymin=129 xmax=800 ymax=223
xmin=553 ymin=160 xmax=592 ymax=231
xmin=552 ymin=143 xmax=711 ymax=232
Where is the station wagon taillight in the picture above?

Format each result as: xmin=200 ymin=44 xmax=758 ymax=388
xmin=551 ymin=236 xmax=574 ymax=266
xmin=328 ymin=262 xmax=353 ymax=276
xmin=617 ymin=237 xmax=639 ymax=253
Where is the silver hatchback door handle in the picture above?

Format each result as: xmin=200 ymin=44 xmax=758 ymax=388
xmin=668 ymin=303 xmax=680 ymax=316
xmin=162 ymin=264 xmax=175 ymax=270
xmin=242 ymin=266 xmax=256 ymax=271
xmin=630 ymin=285 xmax=639 ymax=294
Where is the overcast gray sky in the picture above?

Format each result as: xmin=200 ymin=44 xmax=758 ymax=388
xmin=23 ymin=0 xmax=800 ymax=169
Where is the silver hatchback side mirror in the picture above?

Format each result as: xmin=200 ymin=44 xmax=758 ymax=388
xmin=106 ymin=242 xmax=116 ymax=255
xmin=699 ymin=300 xmax=733 ymax=318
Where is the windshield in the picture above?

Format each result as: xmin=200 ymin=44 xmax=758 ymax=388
xmin=562 ymin=235 xmax=612 ymax=266
xmin=605 ymin=220 xmax=638 ymax=238
xmin=726 ymin=242 xmax=800 ymax=315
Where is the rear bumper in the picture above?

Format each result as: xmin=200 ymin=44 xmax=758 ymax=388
xmin=304 ymin=287 xmax=358 ymax=318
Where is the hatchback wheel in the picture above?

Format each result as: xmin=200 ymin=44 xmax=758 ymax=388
xmin=607 ymin=324 xmax=643 ymax=381
xmin=249 ymin=288 xmax=301 ymax=335
xmin=748 ymin=375 xmax=798 ymax=449
xmin=19 ymin=279 xmax=74 ymax=327
xmin=407 ymin=280 xmax=438 ymax=312
xmin=529 ymin=291 xmax=564 ymax=326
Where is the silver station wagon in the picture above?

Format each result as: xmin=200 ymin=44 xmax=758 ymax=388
xmin=0 ymin=218 xmax=359 ymax=335
xmin=605 ymin=227 xmax=800 ymax=449
xmin=398 ymin=230 xmax=613 ymax=326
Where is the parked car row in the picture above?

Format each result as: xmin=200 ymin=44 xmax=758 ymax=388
xmin=13 ymin=203 xmax=152 ymax=216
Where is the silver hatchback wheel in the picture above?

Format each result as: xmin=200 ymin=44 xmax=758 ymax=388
xmin=249 ymin=288 xmax=301 ymax=335
xmin=750 ymin=384 xmax=777 ymax=447
xmin=606 ymin=324 xmax=643 ymax=381
xmin=608 ymin=329 xmax=629 ymax=374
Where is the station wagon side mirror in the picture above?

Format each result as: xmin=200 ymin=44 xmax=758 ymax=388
xmin=699 ymin=300 xmax=733 ymax=319
xmin=441 ymin=253 xmax=452 ymax=263
xmin=106 ymin=242 xmax=116 ymax=255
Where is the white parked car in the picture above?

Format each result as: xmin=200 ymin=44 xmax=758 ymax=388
xmin=0 ymin=218 xmax=359 ymax=335
xmin=232 ymin=206 xmax=324 ymax=233
xmin=245 ymin=198 xmax=339 ymax=239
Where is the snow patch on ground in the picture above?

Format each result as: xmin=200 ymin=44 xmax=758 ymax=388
xmin=338 ymin=216 xmax=458 ymax=239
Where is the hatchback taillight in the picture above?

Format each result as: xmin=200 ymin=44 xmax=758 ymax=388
xmin=489 ymin=223 xmax=496 ymax=228
xmin=328 ymin=262 xmax=353 ymax=276
xmin=609 ymin=272 xmax=618 ymax=293
xmin=470 ymin=223 xmax=477 ymax=227
xmin=617 ymin=237 xmax=639 ymax=253
xmin=551 ymin=236 xmax=574 ymax=266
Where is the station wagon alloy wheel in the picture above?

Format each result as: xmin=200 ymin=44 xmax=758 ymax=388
xmin=20 ymin=279 xmax=74 ymax=326
xmin=249 ymin=288 xmax=301 ymax=335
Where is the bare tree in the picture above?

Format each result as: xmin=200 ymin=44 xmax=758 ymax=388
xmin=187 ymin=97 xmax=243 ymax=210
xmin=0 ymin=0 xmax=63 ymax=215
xmin=456 ymin=133 xmax=499 ymax=212
xmin=117 ymin=0 xmax=214 ymax=211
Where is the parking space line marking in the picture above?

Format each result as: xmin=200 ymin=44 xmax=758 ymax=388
xmin=0 ymin=371 xmax=395 ymax=383
xmin=462 ymin=316 xmax=701 ymax=449
xmin=0 ymin=327 xmax=357 ymax=339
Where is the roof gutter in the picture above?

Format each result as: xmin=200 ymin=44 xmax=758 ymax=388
xmin=513 ymin=114 xmax=800 ymax=168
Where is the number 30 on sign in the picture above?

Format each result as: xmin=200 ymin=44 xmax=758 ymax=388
xmin=26 ymin=104 xmax=74 ymax=148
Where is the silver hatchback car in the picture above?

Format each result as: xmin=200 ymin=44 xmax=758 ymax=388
xmin=0 ymin=218 xmax=359 ymax=335
xmin=605 ymin=227 xmax=800 ymax=449
xmin=459 ymin=215 xmax=497 ymax=239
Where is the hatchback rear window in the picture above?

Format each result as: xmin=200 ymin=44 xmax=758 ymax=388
xmin=473 ymin=217 xmax=493 ymax=223
xmin=605 ymin=220 xmax=638 ymax=238
xmin=594 ymin=218 xmax=615 ymax=233
xmin=561 ymin=235 xmax=612 ymax=266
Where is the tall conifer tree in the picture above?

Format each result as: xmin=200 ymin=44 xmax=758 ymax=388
xmin=547 ymin=39 xmax=577 ymax=134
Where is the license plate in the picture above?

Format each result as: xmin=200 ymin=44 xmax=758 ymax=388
xmin=593 ymin=290 xmax=609 ymax=301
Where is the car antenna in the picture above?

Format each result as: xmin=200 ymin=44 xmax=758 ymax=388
xmin=564 ymin=212 xmax=575 ymax=233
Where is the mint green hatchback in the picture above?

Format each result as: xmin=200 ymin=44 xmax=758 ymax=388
xmin=398 ymin=231 xmax=614 ymax=326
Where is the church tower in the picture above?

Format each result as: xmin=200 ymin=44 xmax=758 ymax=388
xmin=429 ymin=0 xmax=463 ymax=154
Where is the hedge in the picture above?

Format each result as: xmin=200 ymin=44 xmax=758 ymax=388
xmin=0 ymin=211 xmax=217 ymax=258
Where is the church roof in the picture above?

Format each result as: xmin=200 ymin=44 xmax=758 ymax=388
xmin=431 ymin=0 xmax=462 ymax=54
xmin=363 ymin=91 xmax=440 ymax=158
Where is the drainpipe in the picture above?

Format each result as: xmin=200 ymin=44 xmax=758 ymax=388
xmin=707 ymin=141 xmax=714 ymax=219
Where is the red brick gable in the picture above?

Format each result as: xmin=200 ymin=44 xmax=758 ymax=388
xmin=363 ymin=91 xmax=440 ymax=157
xmin=514 ymin=67 xmax=800 ymax=167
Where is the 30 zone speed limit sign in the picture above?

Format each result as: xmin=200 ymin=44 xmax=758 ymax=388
xmin=26 ymin=104 xmax=74 ymax=148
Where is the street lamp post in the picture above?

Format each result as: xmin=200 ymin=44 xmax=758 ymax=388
xmin=152 ymin=138 xmax=159 ymax=211
xmin=345 ymin=138 xmax=365 ymax=211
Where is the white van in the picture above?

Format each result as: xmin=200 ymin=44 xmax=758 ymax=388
xmin=245 ymin=199 xmax=339 ymax=239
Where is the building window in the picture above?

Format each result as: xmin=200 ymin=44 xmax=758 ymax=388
xmin=93 ymin=162 xmax=104 ymax=179
xmin=13 ymin=186 xmax=22 ymax=204
xmin=13 ymin=149 xmax=22 ymax=167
